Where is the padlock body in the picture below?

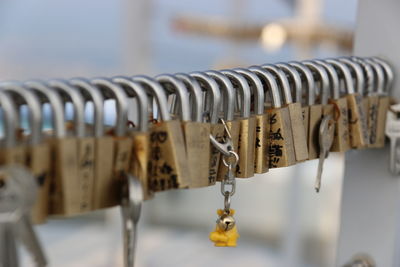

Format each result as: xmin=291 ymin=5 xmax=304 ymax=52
xmin=236 ymin=116 xmax=256 ymax=178
xmin=148 ymin=120 xmax=190 ymax=192
xmin=254 ymin=114 xmax=269 ymax=174
xmin=346 ymin=93 xmax=369 ymax=148
xmin=267 ymin=107 xmax=296 ymax=168
xmin=365 ymin=95 xmax=380 ymax=147
xmin=330 ymin=97 xmax=350 ymax=152
xmin=130 ymin=132 xmax=152 ymax=200
xmin=307 ymin=104 xmax=323 ymax=160
xmin=182 ymin=121 xmax=210 ymax=187
xmin=288 ymin=103 xmax=308 ymax=162
xmin=375 ymin=96 xmax=390 ymax=147
xmin=28 ymin=143 xmax=51 ymax=224
xmin=92 ymin=136 xmax=115 ymax=209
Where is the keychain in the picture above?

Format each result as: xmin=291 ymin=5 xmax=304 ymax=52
xmin=209 ymin=119 xmax=240 ymax=247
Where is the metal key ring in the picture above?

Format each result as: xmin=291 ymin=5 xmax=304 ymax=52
xmin=222 ymin=150 xmax=239 ymax=168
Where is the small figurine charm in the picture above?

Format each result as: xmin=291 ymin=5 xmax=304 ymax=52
xmin=209 ymin=119 xmax=240 ymax=247
xmin=210 ymin=209 xmax=239 ymax=247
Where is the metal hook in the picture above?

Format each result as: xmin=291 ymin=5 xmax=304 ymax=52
xmin=209 ymin=119 xmax=234 ymax=157
xmin=261 ymin=64 xmax=293 ymax=104
xmin=275 ymin=62 xmax=302 ymax=103
xmin=302 ymin=61 xmax=330 ymax=105
xmin=0 ymin=91 xmax=18 ymax=148
xmin=313 ymin=59 xmax=340 ymax=100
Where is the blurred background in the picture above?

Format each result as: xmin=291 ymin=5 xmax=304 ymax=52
xmin=1 ymin=0 xmax=358 ymax=266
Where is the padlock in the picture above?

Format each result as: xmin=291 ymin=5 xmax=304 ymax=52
xmin=220 ymin=70 xmax=255 ymax=178
xmin=174 ymin=73 xmax=211 ymax=187
xmin=275 ymin=63 xmax=309 ymax=161
xmin=346 ymin=58 xmax=380 ymax=148
xmin=205 ymin=70 xmax=240 ymax=181
xmin=190 ymin=72 xmax=223 ymax=185
xmin=90 ymin=78 xmax=132 ymax=206
xmin=156 ymin=74 xmax=210 ymax=187
xmin=68 ymin=78 xmax=114 ymax=210
xmin=233 ymin=68 xmax=268 ymax=174
xmin=132 ymin=76 xmax=190 ymax=191
xmin=314 ymin=59 xmax=350 ymax=152
xmin=325 ymin=59 xmax=369 ymax=148
xmin=262 ymin=64 xmax=308 ymax=163
xmin=288 ymin=62 xmax=315 ymax=144
xmin=46 ymin=79 xmax=87 ymax=216
xmin=25 ymin=80 xmax=66 ymax=223
xmin=371 ymin=57 xmax=393 ymax=147
xmin=110 ymin=77 xmax=152 ymax=200
xmin=249 ymin=66 xmax=296 ymax=168
xmin=0 ymin=85 xmax=33 ymax=166
xmin=0 ymin=91 xmax=19 ymax=165
xmin=301 ymin=61 xmax=327 ymax=159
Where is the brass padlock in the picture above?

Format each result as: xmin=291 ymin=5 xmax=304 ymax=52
xmin=220 ymin=70 xmax=255 ymax=178
xmin=314 ymin=59 xmax=350 ymax=152
xmin=288 ymin=61 xmax=317 ymax=150
xmin=157 ymin=74 xmax=211 ymax=188
xmin=262 ymin=64 xmax=308 ymax=163
xmin=175 ymin=73 xmax=211 ymax=188
xmin=69 ymin=78 xmax=115 ymax=210
xmin=325 ymin=59 xmax=369 ymax=148
xmin=91 ymin=78 xmax=132 ymax=206
xmin=190 ymin=72 xmax=223 ymax=185
xmin=234 ymin=68 xmax=269 ymax=174
xmin=371 ymin=57 xmax=393 ymax=147
xmin=26 ymin=81 xmax=68 ymax=223
xmin=276 ymin=62 xmax=309 ymax=162
xmin=0 ymin=91 xmax=22 ymax=166
xmin=111 ymin=77 xmax=151 ymax=199
xmin=205 ymin=71 xmax=240 ymax=181
xmin=46 ymin=79 xmax=83 ymax=216
xmin=133 ymin=76 xmax=190 ymax=192
xmin=249 ymin=66 xmax=296 ymax=168
xmin=347 ymin=58 xmax=380 ymax=148
xmin=302 ymin=61 xmax=327 ymax=159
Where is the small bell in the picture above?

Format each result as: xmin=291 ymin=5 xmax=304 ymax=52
xmin=209 ymin=209 xmax=240 ymax=247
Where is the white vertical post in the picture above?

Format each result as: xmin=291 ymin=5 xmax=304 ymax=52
xmin=336 ymin=1 xmax=400 ymax=266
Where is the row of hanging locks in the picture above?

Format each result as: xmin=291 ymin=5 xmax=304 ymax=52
xmin=0 ymin=56 xmax=395 ymax=266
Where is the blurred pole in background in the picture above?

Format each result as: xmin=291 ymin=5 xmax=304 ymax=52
xmin=121 ymin=0 xmax=152 ymax=75
xmin=336 ymin=1 xmax=400 ymax=266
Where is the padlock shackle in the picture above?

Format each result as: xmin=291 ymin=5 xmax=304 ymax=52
xmin=276 ymin=63 xmax=302 ymax=103
xmin=324 ymin=59 xmax=355 ymax=95
xmin=233 ymin=68 xmax=264 ymax=115
xmin=25 ymin=80 xmax=66 ymax=138
xmin=349 ymin=57 xmax=376 ymax=96
xmin=288 ymin=61 xmax=315 ymax=106
xmin=189 ymin=72 xmax=221 ymax=124
xmin=174 ymin=73 xmax=203 ymax=122
xmin=90 ymin=78 xmax=129 ymax=137
xmin=338 ymin=58 xmax=365 ymax=95
xmin=313 ymin=59 xmax=340 ymax=100
xmin=248 ymin=66 xmax=282 ymax=108
xmin=220 ymin=70 xmax=251 ymax=118
xmin=155 ymin=74 xmax=191 ymax=122
xmin=0 ymin=91 xmax=18 ymax=148
xmin=0 ymin=82 xmax=43 ymax=145
xmin=362 ymin=59 xmax=385 ymax=96
xmin=372 ymin=57 xmax=394 ymax=95
xmin=261 ymin=64 xmax=293 ymax=104
xmin=111 ymin=76 xmax=149 ymax=132
xmin=303 ymin=61 xmax=330 ymax=105
xmin=205 ymin=70 xmax=235 ymax=121
xmin=131 ymin=76 xmax=171 ymax=122
xmin=48 ymin=79 xmax=86 ymax=138
xmin=69 ymin=78 xmax=105 ymax=137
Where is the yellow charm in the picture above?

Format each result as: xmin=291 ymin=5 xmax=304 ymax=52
xmin=209 ymin=209 xmax=239 ymax=247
